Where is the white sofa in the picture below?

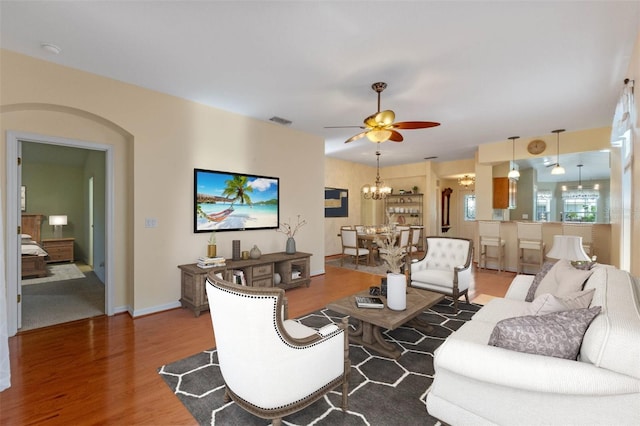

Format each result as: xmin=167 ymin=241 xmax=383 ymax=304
xmin=426 ymin=263 xmax=640 ymax=425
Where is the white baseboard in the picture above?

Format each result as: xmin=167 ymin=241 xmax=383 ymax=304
xmin=132 ymin=301 xmax=182 ymax=318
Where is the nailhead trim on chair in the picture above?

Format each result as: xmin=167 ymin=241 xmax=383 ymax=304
xmin=210 ymin=281 xmax=345 ymax=351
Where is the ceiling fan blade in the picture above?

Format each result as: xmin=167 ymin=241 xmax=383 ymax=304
xmin=363 ymin=114 xmax=378 ymax=128
xmin=391 ymin=121 xmax=441 ymax=130
xmin=344 ymin=131 xmax=368 ymax=144
xmin=389 ymin=130 xmax=404 ymax=142
xmin=375 ymin=110 xmax=395 ymax=126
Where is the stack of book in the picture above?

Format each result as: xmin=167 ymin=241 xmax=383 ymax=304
xmin=197 ymin=256 xmax=226 ymax=269
xmin=233 ymin=270 xmax=246 ymax=285
xmin=291 ymin=270 xmax=301 ymax=280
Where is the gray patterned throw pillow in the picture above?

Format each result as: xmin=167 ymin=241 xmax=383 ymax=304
xmin=525 ymin=260 xmax=558 ymax=302
xmin=488 ymin=306 xmax=601 ymax=360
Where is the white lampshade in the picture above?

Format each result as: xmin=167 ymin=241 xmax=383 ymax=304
xmin=551 ymin=164 xmax=566 ymax=175
xmin=49 ymin=215 xmax=68 ymax=226
xmin=546 ymin=235 xmax=590 ymax=261
xmin=508 ymin=168 xmax=520 ymax=179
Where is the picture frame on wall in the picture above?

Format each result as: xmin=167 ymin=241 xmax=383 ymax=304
xmin=324 ymin=187 xmax=348 ymax=217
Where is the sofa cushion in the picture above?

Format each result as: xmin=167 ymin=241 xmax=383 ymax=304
xmin=525 ymin=260 xmax=557 ymax=302
xmin=534 ymin=259 xmax=593 ymax=299
xmin=580 ymin=267 xmax=640 ymax=379
xmin=527 ymin=289 xmax=595 ymax=315
xmin=488 ymin=307 xmax=601 ymax=360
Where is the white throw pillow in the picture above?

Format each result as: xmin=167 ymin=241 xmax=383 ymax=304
xmin=527 ymin=289 xmax=595 ymax=315
xmin=534 ymin=259 xmax=593 ymax=299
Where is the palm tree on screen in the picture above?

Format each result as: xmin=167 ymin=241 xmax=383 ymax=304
xmin=222 ymin=175 xmax=253 ymax=206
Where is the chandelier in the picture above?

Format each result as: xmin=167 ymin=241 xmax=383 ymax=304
xmin=362 ymin=148 xmax=391 ymax=200
xmin=458 ymin=175 xmax=475 ymax=188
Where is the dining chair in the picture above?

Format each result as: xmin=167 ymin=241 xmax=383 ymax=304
xmin=340 ymin=229 xmax=370 ymax=268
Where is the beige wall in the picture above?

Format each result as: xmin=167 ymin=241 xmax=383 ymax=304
xmin=1 ymin=50 xmax=325 ymax=316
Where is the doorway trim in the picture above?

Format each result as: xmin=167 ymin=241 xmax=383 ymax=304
xmin=5 ymin=130 xmax=114 ymax=336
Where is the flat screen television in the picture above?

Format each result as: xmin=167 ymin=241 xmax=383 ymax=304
xmin=194 ymin=168 xmax=280 ymax=233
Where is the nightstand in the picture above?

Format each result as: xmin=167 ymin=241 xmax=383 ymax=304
xmin=42 ymin=238 xmax=75 ymax=263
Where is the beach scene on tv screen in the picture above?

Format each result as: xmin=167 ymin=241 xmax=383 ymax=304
xmin=195 ymin=170 xmax=279 ymax=231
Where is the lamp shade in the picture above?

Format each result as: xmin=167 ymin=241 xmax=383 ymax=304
xmin=546 ymin=235 xmax=590 ymax=261
xmin=49 ymin=215 xmax=68 ymax=226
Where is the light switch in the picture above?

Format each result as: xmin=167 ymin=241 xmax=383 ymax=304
xmin=522 ymin=214 xmax=529 ymax=219
xmin=145 ymin=218 xmax=158 ymax=228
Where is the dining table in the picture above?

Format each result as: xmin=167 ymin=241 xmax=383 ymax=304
xmin=356 ymin=232 xmax=396 ymax=266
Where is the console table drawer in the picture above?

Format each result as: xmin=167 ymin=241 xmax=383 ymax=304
xmin=252 ymin=277 xmax=273 ymax=287
xmin=252 ymin=263 xmax=273 ymax=278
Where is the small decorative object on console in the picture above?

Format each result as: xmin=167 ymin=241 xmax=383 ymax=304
xmin=277 ymin=214 xmax=307 ymax=254
xmin=250 ymin=244 xmax=261 ymax=259
xmin=232 ymin=240 xmax=241 ymax=260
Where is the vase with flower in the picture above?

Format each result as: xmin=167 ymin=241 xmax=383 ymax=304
xmin=376 ymin=233 xmax=407 ymax=310
xmin=276 ymin=215 xmax=307 ymax=254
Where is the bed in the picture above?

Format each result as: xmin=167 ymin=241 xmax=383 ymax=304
xmin=21 ymin=214 xmax=48 ymax=278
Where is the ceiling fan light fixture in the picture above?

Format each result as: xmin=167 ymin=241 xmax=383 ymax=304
xmin=366 ymin=129 xmax=392 ymax=143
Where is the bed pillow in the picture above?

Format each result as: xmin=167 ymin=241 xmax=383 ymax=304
xmin=21 ymin=233 xmax=32 ymax=240
xmin=525 ymin=260 xmax=557 ymax=302
xmin=527 ymin=289 xmax=595 ymax=315
xmin=534 ymin=259 xmax=593 ymax=299
xmin=488 ymin=306 xmax=601 ymax=360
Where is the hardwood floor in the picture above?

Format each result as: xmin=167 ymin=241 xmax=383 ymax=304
xmin=0 ymin=261 xmax=515 ymax=425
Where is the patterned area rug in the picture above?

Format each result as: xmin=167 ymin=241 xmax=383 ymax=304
xmin=21 ymin=263 xmax=85 ymax=285
xmin=158 ymin=298 xmax=481 ymax=425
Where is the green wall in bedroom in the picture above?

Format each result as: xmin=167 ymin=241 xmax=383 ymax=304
xmin=21 ymin=142 xmax=105 ymax=266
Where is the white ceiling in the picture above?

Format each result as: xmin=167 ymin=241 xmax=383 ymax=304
xmin=1 ymin=1 xmax=638 ymax=168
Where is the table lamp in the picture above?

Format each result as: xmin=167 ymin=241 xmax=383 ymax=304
xmin=546 ymin=235 xmax=590 ymax=261
xmin=49 ymin=215 xmax=67 ymax=238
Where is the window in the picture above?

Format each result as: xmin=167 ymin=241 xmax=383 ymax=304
xmin=464 ymin=194 xmax=476 ymax=221
xmin=536 ymin=190 xmax=552 ymax=221
xmin=562 ymin=192 xmax=598 ymax=222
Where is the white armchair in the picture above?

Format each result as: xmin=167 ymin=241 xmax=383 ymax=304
xmin=205 ymin=275 xmax=350 ymax=425
xmin=409 ymin=237 xmax=473 ymax=311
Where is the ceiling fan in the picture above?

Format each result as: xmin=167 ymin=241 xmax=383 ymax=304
xmin=326 ymin=82 xmax=440 ymax=144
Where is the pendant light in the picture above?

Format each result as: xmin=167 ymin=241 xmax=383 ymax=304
xmin=551 ymin=129 xmax=566 ymax=175
xmin=507 ymin=136 xmax=520 ymax=179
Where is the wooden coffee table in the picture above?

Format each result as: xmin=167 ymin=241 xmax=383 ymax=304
xmin=326 ymin=287 xmax=444 ymax=359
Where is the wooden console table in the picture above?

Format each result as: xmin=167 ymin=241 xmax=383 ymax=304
xmin=178 ymin=251 xmax=312 ymax=317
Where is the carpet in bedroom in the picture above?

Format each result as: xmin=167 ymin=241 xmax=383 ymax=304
xmin=21 ymin=263 xmax=85 ymax=285
xmin=21 ymin=270 xmax=105 ymax=331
